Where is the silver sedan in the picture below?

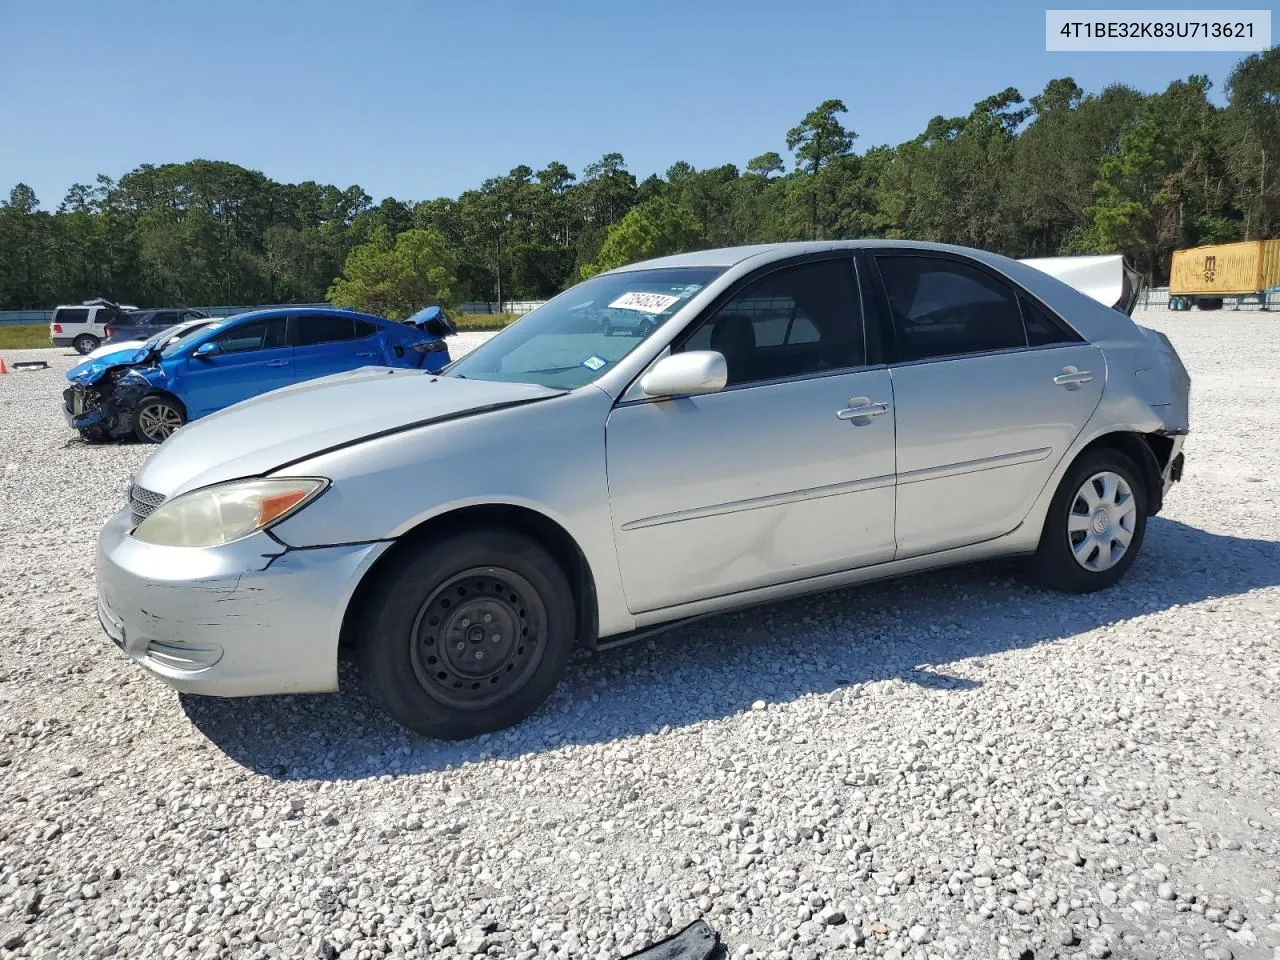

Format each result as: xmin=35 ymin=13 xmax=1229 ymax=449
xmin=95 ymin=241 xmax=1190 ymax=739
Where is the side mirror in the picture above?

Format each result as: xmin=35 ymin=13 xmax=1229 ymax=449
xmin=639 ymin=351 xmax=727 ymax=398
xmin=193 ymin=341 xmax=221 ymax=359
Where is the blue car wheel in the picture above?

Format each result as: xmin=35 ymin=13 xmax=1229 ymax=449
xmin=132 ymin=395 xmax=186 ymax=444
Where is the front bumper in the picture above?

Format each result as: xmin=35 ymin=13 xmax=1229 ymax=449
xmin=63 ymin=385 xmax=107 ymax=431
xmin=95 ymin=507 xmax=389 ymax=696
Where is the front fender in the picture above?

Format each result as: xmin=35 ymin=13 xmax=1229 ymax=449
xmin=266 ymin=386 xmax=636 ymax=637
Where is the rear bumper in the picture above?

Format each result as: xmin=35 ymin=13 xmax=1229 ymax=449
xmin=1162 ymin=437 xmax=1186 ymax=496
xmin=51 ymin=335 xmax=76 ymax=347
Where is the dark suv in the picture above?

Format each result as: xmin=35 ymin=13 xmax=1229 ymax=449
xmin=103 ymin=308 xmax=209 ymax=346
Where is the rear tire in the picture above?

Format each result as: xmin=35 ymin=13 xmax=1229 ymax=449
xmin=131 ymin=395 xmax=186 ymax=443
xmin=357 ymin=528 xmax=577 ymax=740
xmin=73 ymin=334 xmax=99 ymax=355
xmin=1031 ymin=449 xmax=1148 ymax=593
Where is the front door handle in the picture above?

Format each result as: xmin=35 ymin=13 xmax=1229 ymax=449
xmin=836 ymin=398 xmax=889 ymax=424
xmin=265 ymin=359 xmax=289 ymax=368
xmin=1053 ymin=366 xmax=1093 ymax=389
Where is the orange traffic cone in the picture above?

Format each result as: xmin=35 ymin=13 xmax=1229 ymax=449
xmin=0 ymin=357 xmax=8 ymax=374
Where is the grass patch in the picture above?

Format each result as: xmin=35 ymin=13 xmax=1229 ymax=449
xmin=452 ymin=312 xmax=518 ymax=331
xmin=0 ymin=324 xmax=50 ymax=350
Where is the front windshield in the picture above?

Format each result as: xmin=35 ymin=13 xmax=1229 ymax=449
xmin=160 ymin=321 xmax=220 ymax=358
xmin=445 ymin=266 xmax=724 ymax=389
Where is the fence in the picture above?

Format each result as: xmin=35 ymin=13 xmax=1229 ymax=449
xmin=0 ymin=300 xmax=549 ymax=326
xmin=0 ymin=302 xmax=333 ymax=326
xmin=1138 ymin=286 xmax=1277 ymax=311
xmin=456 ymin=301 xmax=546 ymax=316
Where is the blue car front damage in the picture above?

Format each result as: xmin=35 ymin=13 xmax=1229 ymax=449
xmin=64 ymin=353 xmax=169 ymax=439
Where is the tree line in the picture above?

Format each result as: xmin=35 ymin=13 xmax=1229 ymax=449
xmin=1 ymin=50 xmax=1276 ymax=315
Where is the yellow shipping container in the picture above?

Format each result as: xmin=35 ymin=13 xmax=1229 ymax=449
xmin=1169 ymin=240 xmax=1280 ymax=298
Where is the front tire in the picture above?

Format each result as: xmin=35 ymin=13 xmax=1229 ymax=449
xmin=131 ymin=395 xmax=185 ymax=443
xmin=357 ymin=528 xmax=577 ymax=740
xmin=1031 ymin=449 xmax=1148 ymax=593
xmin=73 ymin=334 xmax=100 ymax=355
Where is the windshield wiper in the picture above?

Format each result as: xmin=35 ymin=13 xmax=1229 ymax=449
xmin=525 ymin=365 xmax=588 ymax=375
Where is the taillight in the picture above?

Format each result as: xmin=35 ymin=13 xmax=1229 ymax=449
xmin=106 ymin=327 xmax=117 ymax=337
xmin=411 ymin=340 xmax=448 ymax=354
xmin=53 ymin=324 xmax=62 ymax=333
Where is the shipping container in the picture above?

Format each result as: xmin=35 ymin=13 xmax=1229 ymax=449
xmin=1168 ymin=240 xmax=1280 ymax=309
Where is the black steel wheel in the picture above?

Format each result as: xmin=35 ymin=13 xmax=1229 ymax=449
xmin=409 ymin=567 xmax=547 ymax=709
xmin=357 ymin=528 xmax=577 ymax=739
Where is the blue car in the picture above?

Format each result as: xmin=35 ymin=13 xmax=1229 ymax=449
xmin=64 ymin=307 xmax=451 ymax=443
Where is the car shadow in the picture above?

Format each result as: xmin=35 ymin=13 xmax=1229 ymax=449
xmin=179 ymin=517 xmax=1280 ymax=780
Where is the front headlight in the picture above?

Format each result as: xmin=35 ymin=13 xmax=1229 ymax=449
xmin=132 ymin=478 xmax=328 ymax=547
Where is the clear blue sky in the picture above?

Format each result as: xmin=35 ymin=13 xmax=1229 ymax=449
xmin=0 ymin=0 xmax=1261 ymax=208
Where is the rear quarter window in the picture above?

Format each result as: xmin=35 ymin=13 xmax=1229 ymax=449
xmin=54 ymin=308 xmax=90 ymax=325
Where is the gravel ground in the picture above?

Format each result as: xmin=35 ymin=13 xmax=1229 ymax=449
xmin=0 ymin=313 xmax=1278 ymax=960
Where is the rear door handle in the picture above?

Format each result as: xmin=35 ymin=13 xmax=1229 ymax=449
xmin=265 ymin=359 xmax=289 ymax=368
xmin=355 ymin=351 xmax=376 ymax=357
xmin=1053 ymin=366 xmax=1093 ymax=389
xmin=836 ymin=398 xmax=889 ymax=424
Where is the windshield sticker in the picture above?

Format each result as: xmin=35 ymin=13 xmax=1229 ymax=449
xmin=582 ymin=355 xmax=607 ymax=371
xmin=608 ymin=291 xmax=680 ymax=314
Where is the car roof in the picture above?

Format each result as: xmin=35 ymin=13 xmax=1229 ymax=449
xmin=604 ymin=239 xmax=1020 ymax=273
xmin=601 ymin=239 xmax=1142 ymax=346
xmin=222 ymin=306 xmax=387 ymax=325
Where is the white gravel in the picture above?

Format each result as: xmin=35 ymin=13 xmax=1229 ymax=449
xmin=1 ymin=312 xmax=1278 ymax=960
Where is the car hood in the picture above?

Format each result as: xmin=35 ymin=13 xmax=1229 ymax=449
xmin=132 ymin=368 xmax=565 ymax=497
xmin=85 ymin=339 xmax=147 ymax=361
xmin=67 ymin=347 xmax=154 ymax=385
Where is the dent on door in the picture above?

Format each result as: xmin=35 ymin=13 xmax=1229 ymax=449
xmin=605 ymin=370 xmax=898 ymax=613
xmin=891 ymin=344 xmax=1105 ymax=557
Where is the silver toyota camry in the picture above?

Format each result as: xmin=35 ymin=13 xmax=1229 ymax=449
xmin=96 ymin=241 xmax=1190 ymax=739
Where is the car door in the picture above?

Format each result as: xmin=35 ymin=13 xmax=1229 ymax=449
xmin=869 ymin=251 xmax=1105 ymax=558
xmin=290 ymin=314 xmax=382 ymax=382
xmin=180 ymin=316 xmax=292 ymax=419
xmin=605 ymin=256 xmax=898 ymax=614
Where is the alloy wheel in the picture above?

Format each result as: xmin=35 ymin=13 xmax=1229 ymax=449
xmin=137 ymin=403 xmax=183 ymax=442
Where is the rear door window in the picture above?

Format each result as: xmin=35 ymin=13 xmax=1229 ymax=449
xmin=874 ymin=255 xmax=1027 ymax=362
xmin=293 ymin=314 xmax=358 ymax=346
xmin=1020 ymin=296 xmax=1081 ymax=346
